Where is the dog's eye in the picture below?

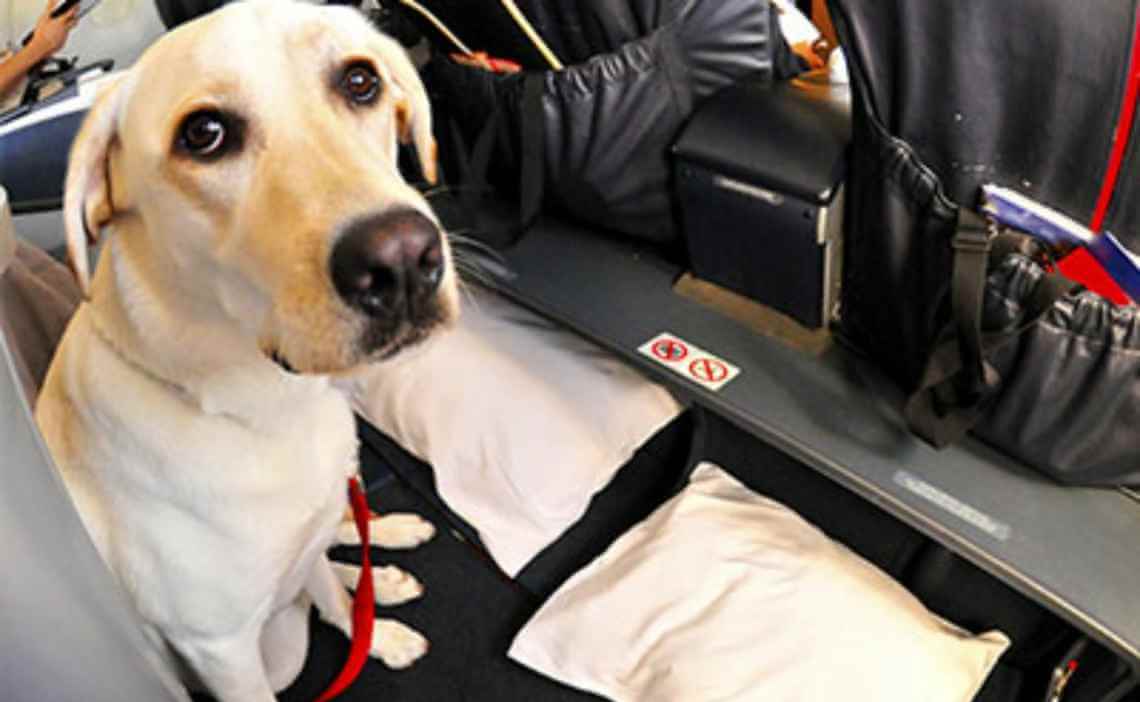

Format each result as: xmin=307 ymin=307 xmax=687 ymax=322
xmin=177 ymin=110 xmax=230 ymax=159
xmin=339 ymin=62 xmax=381 ymax=106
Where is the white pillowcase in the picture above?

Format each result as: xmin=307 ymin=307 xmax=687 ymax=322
xmin=510 ymin=462 xmax=1010 ymax=702
xmin=340 ymin=288 xmax=683 ymax=576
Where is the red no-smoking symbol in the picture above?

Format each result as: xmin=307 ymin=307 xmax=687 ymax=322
xmin=652 ymin=338 xmax=688 ymax=362
xmin=689 ymin=358 xmax=729 ymax=383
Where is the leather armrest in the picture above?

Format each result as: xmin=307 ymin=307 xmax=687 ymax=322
xmin=673 ymin=75 xmax=852 ymax=204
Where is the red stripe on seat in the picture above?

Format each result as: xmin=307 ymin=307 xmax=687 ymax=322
xmin=1059 ymin=9 xmax=1140 ymax=304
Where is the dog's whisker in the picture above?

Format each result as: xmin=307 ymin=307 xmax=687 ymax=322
xmin=447 ymin=230 xmax=495 ymax=247
xmin=455 ymin=277 xmax=484 ymax=313
xmin=452 ymin=252 xmax=515 ymax=286
xmin=478 ymin=260 xmax=517 ymax=283
xmin=422 ymin=183 xmax=496 ymax=199
xmin=454 ymin=264 xmax=495 ymax=288
xmin=454 ymin=273 xmax=500 ymax=305
xmin=444 ymin=230 xmax=480 ymax=245
xmin=451 ymin=268 xmax=487 ymax=308
xmin=451 ymin=241 xmax=505 ymax=266
xmin=455 ymin=272 xmax=491 ymax=290
xmin=447 ymin=233 xmax=510 ymax=265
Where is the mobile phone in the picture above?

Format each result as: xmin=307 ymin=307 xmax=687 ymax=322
xmin=21 ymin=0 xmax=95 ymax=47
xmin=50 ymin=0 xmax=82 ymax=17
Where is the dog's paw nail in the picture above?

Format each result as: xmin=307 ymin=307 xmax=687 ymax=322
xmin=371 ymin=619 xmax=429 ymax=669
xmin=376 ymin=566 xmax=424 ymax=606
xmin=370 ymin=513 xmax=436 ymax=550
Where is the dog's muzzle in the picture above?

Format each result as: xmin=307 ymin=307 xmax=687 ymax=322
xmin=330 ymin=209 xmax=445 ymax=321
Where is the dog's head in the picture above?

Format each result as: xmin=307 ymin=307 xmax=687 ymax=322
xmin=65 ymin=0 xmax=458 ymax=374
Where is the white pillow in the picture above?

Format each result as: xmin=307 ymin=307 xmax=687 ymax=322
xmin=510 ymin=462 xmax=1010 ymax=702
xmin=340 ymin=288 xmax=683 ymax=576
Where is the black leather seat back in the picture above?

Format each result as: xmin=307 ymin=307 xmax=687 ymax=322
xmin=829 ymin=0 xmax=1140 ymax=487
xmin=831 ymin=0 xmax=1139 ymax=234
xmin=829 ymin=0 xmax=1140 ymax=390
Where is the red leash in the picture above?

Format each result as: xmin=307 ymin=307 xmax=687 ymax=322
xmin=314 ymin=478 xmax=375 ymax=702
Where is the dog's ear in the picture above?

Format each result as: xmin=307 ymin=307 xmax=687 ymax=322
xmin=64 ymin=76 xmax=127 ymax=297
xmin=374 ymin=34 xmax=438 ymax=185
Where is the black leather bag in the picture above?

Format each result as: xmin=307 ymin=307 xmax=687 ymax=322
xmin=829 ymin=0 xmax=1140 ymax=486
xmin=413 ymin=0 xmax=796 ymax=251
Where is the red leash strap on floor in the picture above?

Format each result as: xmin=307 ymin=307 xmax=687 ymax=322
xmin=1059 ymin=8 xmax=1140 ymax=304
xmin=314 ymin=478 xmax=375 ymax=702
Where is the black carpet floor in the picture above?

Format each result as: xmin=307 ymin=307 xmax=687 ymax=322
xmin=188 ymin=406 xmax=1072 ymax=702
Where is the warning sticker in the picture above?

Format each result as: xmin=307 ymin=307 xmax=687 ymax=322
xmin=689 ymin=358 xmax=730 ymax=384
xmin=638 ymin=332 xmax=741 ymax=392
xmin=651 ymin=337 xmax=689 ymax=362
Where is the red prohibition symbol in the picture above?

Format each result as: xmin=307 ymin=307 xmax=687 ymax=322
xmin=689 ymin=357 xmax=729 ymax=383
xmin=652 ymin=338 xmax=689 ymax=362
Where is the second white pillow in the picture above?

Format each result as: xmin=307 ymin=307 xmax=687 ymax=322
xmin=510 ymin=462 xmax=1010 ymax=702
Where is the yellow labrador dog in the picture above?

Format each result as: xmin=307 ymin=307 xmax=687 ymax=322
xmin=34 ymin=1 xmax=459 ymax=699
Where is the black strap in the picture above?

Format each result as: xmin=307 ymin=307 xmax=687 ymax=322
xmin=459 ymin=104 xmax=500 ymax=217
xmin=905 ymin=217 xmax=1079 ymax=448
xmin=517 ymin=73 xmax=546 ymax=233
xmin=453 ymin=71 xmax=546 ymax=248
xmin=951 ymin=209 xmax=997 ymax=404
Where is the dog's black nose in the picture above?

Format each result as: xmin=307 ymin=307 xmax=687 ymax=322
xmin=330 ymin=209 xmax=445 ymax=317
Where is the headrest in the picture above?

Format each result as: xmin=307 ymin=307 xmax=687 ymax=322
xmin=1 ymin=186 xmax=15 ymax=276
xmin=154 ymin=0 xmax=229 ymax=29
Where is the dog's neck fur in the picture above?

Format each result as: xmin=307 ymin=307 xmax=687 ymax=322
xmin=85 ymin=233 xmax=334 ymax=428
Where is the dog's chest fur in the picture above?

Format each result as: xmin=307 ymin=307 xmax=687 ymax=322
xmin=36 ymin=306 xmax=359 ymax=636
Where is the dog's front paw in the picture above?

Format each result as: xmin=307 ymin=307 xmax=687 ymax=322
xmin=371 ymin=619 xmax=429 ymax=669
xmin=374 ymin=565 xmax=425 ymax=605
xmin=372 ymin=513 xmax=436 ymax=549
xmin=338 ymin=513 xmax=436 ymax=549
xmin=331 ymin=562 xmax=424 ymax=606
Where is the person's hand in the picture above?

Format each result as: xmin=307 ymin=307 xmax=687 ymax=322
xmin=791 ymin=39 xmax=830 ymax=71
xmin=28 ymin=0 xmax=80 ymax=62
